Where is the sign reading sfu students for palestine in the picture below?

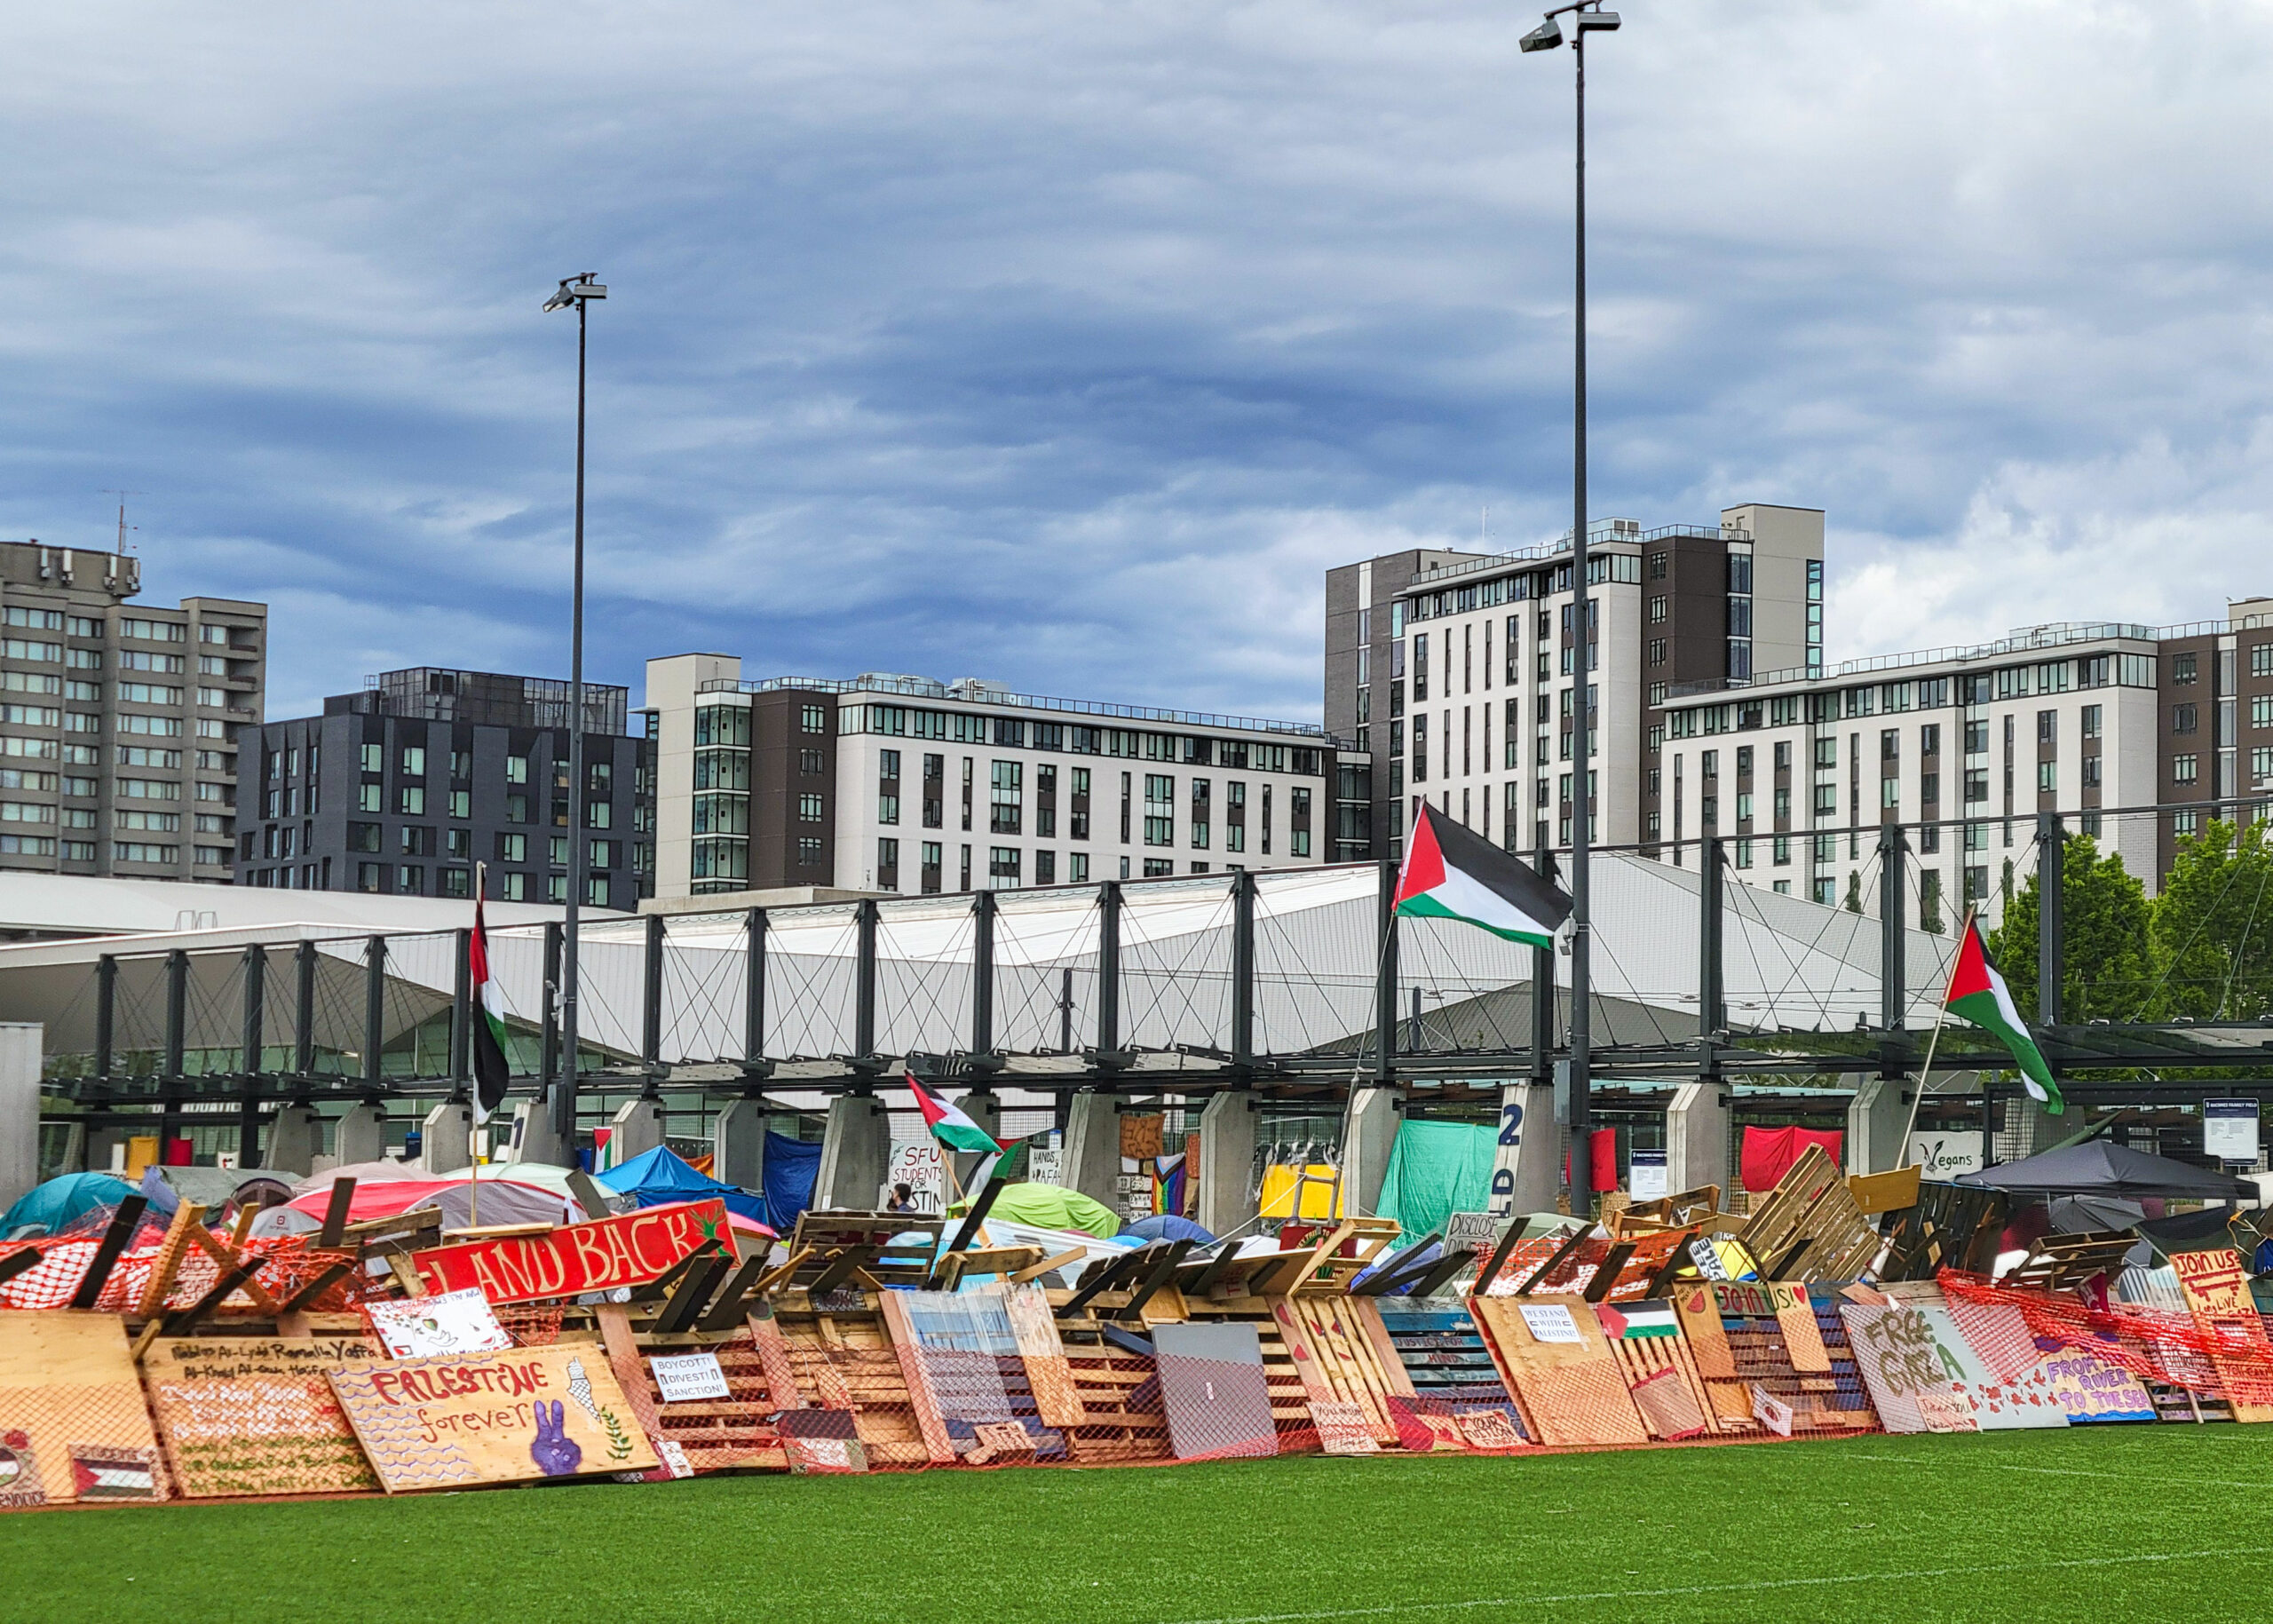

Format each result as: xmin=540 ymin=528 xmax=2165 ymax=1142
xmin=409 ymin=1198 xmax=733 ymax=1305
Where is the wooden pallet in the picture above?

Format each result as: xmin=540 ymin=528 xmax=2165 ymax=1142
xmin=598 ymin=1308 xmax=790 ymax=1475
xmin=1737 ymin=1146 xmax=1881 ymax=1284
xmin=1374 ymin=1302 xmax=1529 ymax=1448
xmin=762 ymin=1289 xmax=946 ymax=1468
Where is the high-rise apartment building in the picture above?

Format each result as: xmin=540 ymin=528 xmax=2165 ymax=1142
xmin=1324 ymin=504 xmax=1824 ymax=862
xmin=0 ymin=539 xmax=265 ymax=883
xmin=1659 ymin=599 xmax=2273 ymax=923
xmin=645 ymin=654 xmax=1364 ymax=899
xmin=235 ymin=667 xmax=654 ymax=906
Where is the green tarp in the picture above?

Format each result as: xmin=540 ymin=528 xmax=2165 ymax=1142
xmin=953 ymin=1181 xmax=1122 ymax=1238
xmin=1376 ymin=1120 xmax=1496 ymax=1240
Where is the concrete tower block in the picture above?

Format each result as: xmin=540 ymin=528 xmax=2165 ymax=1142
xmin=712 ymin=1097 xmax=768 ymax=1191
xmin=262 ymin=1104 xmax=326 ymax=1176
xmin=1345 ymin=1088 xmax=1401 ymax=1217
xmin=502 ymin=1099 xmax=574 ymax=1168
xmin=1062 ymin=1091 xmax=1126 ymax=1210
xmin=333 ymin=1103 xmax=388 ymax=1167
xmin=813 ymin=1095 xmax=890 ymax=1210
xmin=606 ymin=1097 xmax=668 ymax=1168
xmin=1845 ymin=1076 xmax=1912 ymax=1176
xmin=1486 ymin=1081 xmax=1560 ymax=1219
xmin=0 ymin=1024 xmax=41 ymax=1212
xmin=1198 ymin=1091 xmax=1258 ymax=1239
xmin=1664 ymin=1081 xmax=1730 ymax=1197
xmin=420 ymin=1101 xmax=475 ymax=1175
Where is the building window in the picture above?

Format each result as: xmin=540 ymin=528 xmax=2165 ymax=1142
xmin=801 ymin=704 xmax=828 ymax=733
xmin=441 ymin=867 xmax=471 ymax=899
xmin=990 ymin=759 xmax=1023 ymax=834
xmin=399 ymin=785 xmax=424 ymax=815
xmin=2173 ymin=754 xmax=2198 ymax=784
xmin=357 ymin=861 xmax=384 ymax=893
xmin=796 ymin=836 xmax=824 ymax=867
xmin=1143 ymin=858 xmax=1172 ymax=876
xmin=921 ymin=841 xmax=942 ymax=893
xmin=877 ymin=836 xmax=899 ymax=884
xmin=397 ymin=864 xmax=424 ymax=895
xmin=499 ymin=871 xmax=527 ymax=900
xmin=2173 ymin=652 xmax=2198 ymax=684
xmin=988 ymin=846 xmax=1023 ymax=888
xmin=798 ymin=793 xmax=825 ymax=821
xmin=496 ymin=832 xmax=527 ymax=863
xmin=1144 ymin=774 xmax=1174 ymax=846
xmin=359 ymin=783 xmax=382 ymax=813
xmin=2174 ymin=702 xmax=2198 ymax=734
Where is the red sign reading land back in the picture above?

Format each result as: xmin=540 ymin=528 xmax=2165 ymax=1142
xmin=410 ymin=1199 xmax=734 ymax=1305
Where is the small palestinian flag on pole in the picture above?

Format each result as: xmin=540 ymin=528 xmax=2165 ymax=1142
xmin=906 ymin=1071 xmax=1003 ymax=1157
xmin=1944 ymin=913 xmax=2063 ymax=1114
xmin=1394 ymin=802 xmax=1572 ymax=948
xmin=471 ymin=865 xmax=512 ymax=1124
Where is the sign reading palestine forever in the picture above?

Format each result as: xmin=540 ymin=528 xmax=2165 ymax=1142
xmin=409 ymin=1199 xmax=733 ymax=1305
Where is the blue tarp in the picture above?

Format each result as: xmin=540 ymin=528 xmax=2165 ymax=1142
xmin=761 ymin=1133 xmax=822 ymax=1234
xmin=2 ymin=1172 xmax=138 ymax=1238
xmin=594 ymin=1145 xmax=772 ymax=1229
xmin=1120 ymin=1214 xmax=1216 ymax=1245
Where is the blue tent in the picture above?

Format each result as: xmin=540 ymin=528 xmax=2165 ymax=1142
xmin=593 ymin=1146 xmax=771 ymax=1229
xmin=1120 ymin=1213 xmax=1216 ymax=1246
xmin=761 ymin=1133 xmax=822 ymax=1235
xmin=2 ymin=1172 xmax=138 ymax=1238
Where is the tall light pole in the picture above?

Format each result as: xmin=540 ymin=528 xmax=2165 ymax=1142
xmin=1522 ymin=4 xmax=1617 ymax=1210
xmin=543 ymin=270 xmax=606 ymax=1161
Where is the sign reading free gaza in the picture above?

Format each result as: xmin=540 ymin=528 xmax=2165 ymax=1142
xmin=410 ymin=1199 xmax=733 ymax=1304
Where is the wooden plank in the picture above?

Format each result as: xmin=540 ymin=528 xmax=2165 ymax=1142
xmin=0 ymin=1310 xmax=169 ymax=1503
xmin=1672 ymin=1283 xmax=1736 ymax=1380
xmin=1848 ymin=1166 xmax=1921 ymax=1217
xmin=133 ymin=1203 xmax=209 ymax=1319
xmin=876 ymin=1288 xmax=957 ymax=1464
xmin=315 ymin=1179 xmax=357 ymax=1251
xmin=330 ymin=1344 xmax=659 ymax=1490
xmin=142 ymin=1334 xmax=383 ymax=1497
xmin=67 ymin=1195 xmax=150 ymax=1310
xmin=1469 ymin=1295 xmax=1648 ymax=1447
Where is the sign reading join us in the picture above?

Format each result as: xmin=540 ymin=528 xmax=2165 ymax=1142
xmin=410 ymin=1199 xmax=733 ymax=1305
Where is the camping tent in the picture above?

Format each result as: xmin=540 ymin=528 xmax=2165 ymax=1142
xmin=1960 ymin=1141 xmax=2253 ymax=1200
xmin=958 ymin=1182 xmax=1121 ymax=1238
xmin=594 ymin=1145 xmax=771 ymax=1228
xmin=1 ymin=1172 xmax=136 ymax=1238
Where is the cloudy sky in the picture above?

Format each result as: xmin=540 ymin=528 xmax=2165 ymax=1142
xmin=4 ymin=1 xmax=2269 ymax=724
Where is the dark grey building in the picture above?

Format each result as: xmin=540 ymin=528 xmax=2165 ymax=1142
xmin=234 ymin=667 xmax=655 ymax=906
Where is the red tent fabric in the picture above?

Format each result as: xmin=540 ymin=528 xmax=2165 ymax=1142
xmin=1590 ymin=1129 xmax=1620 ymax=1193
xmin=1739 ymin=1126 xmax=1844 ymax=1192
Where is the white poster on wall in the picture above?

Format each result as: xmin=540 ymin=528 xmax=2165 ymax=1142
xmin=1028 ymin=1147 xmax=1065 ymax=1187
xmin=1908 ymin=1131 xmax=1985 ymax=1180
xmin=2204 ymin=1100 xmax=2261 ymax=1164
xmin=885 ymin=1141 xmax=945 ymax=1212
xmin=1628 ymin=1150 xmax=1668 ymax=1200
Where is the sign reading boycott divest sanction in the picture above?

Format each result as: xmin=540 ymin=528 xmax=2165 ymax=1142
xmin=409 ymin=1199 xmax=733 ymax=1305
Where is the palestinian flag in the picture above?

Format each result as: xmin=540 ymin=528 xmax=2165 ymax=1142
xmin=1394 ymin=802 xmax=1572 ymax=948
xmin=471 ymin=876 xmax=512 ymax=1123
xmin=906 ymin=1071 xmax=1002 ymax=1156
xmin=1944 ymin=914 xmax=2063 ymax=1114
xmin=1596 ymin=1302 xmax=1679 ymax=1340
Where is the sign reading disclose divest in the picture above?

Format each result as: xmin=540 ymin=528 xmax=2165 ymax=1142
xmin=409 ymin=1199 xmax=733 ymax=1305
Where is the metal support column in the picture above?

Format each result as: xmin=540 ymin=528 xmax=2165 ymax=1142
xmin=540 ymin=922 xmax=563 ymax=1103
xmin=854 ymin=899 xmax=879 ymax=1059
xmin=1880 ymin=823 xmax=1907 ymax=1036
xmin=95 ymin=954 xmax=116 ymax=1080
xmin=970 ymin=891 xmax=995 ymax=1057
xmin=641 ymin=912 xmax=665 ymax=1086
xmin=1530 ymin=843 xmax=1558 ymax=1083
xmin=1698 ymin=836 xmax=1724 ymax=1038
xmin=362 ymin=935 xmax=386 ymax=1088
xmin=449 ymin=928 xmax=471 ymax=1101
xmin=742 ymin=907 xmax=767 ymax=1072
xmin=1374 ymin=857 xmax=1398 ymax=1084
xmin=1058 ymin=967 xmax=1073 ymax=1055
xmin=240 ymin=944 xmax=266 ymax=1167
xmin=1096 ymin=881 xmax=1121 ymax=1053
xmin=2037 ymin=811 xmax=2064 ymax=1025
xmin=162 ymin=947 xmax=187 ymax=1153
xmin=294 ymin=941 xmax=317 ymax=1077
xmin=1230 ymin=869 xmax=1255 ymax=1071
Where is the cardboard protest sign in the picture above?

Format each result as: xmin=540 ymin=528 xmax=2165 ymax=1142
xmin=2167 ymin=1247 xmax=2273 ymax=1422
xmin=143 ymin=1335 xmax=383 ymax=1498
xmin=0 ymin=1311 xmax=167 ymax=1506
xmin=366 ymin=1288 xmax=512 ymax=1359
xmin=1913 ymin=1303 xmax=2066 ymax=1430
xmin=410 ymin=1199 xmax=733 ymax=1305
xmin=329 ymin=1344 xmax=657 ymax=1492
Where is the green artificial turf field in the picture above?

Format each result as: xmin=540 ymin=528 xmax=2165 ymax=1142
xmin=3 ymin=1426 xmax=2264 ymax=1623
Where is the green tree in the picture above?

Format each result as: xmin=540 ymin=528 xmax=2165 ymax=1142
xmin=1987 ymin=834 xmax=2152 ymax=1022
xmin=2147 ymin=818 xmax=2273 ymax=1019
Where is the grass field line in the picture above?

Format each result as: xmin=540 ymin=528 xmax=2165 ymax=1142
xmin=1160 ymin=1546 xmax=2240 ymax=1623
xmin=1843 ymin=1449 xmax=2269 ymax=1489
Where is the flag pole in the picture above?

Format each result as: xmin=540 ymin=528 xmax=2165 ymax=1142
xmin=1896 ymin=908 xmax=1969 ymax=1168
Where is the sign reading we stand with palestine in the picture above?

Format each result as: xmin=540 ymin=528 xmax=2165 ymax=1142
xmin=410 ymin=1199 xmax=733 ymax=1305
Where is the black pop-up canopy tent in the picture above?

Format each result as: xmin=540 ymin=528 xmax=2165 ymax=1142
xmin=1959 ymin=1140 xmax=2253 ymax=1201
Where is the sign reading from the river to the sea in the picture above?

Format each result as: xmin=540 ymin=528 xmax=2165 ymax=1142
xmin=329 ymin=1345 xmax=658 ymax=1493
xmin=408 ymin=1199 xmax=733 ymax=1305
xmin=143 ymin=1336 xmax=383 ymax=1498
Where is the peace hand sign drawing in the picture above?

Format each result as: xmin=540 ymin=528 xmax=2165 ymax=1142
xmin=529 ymin=1400 xmax=583 ymax=1477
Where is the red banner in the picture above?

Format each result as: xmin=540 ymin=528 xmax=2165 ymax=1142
xmin=410 ymin=1200 xmax=733 ymax=1305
